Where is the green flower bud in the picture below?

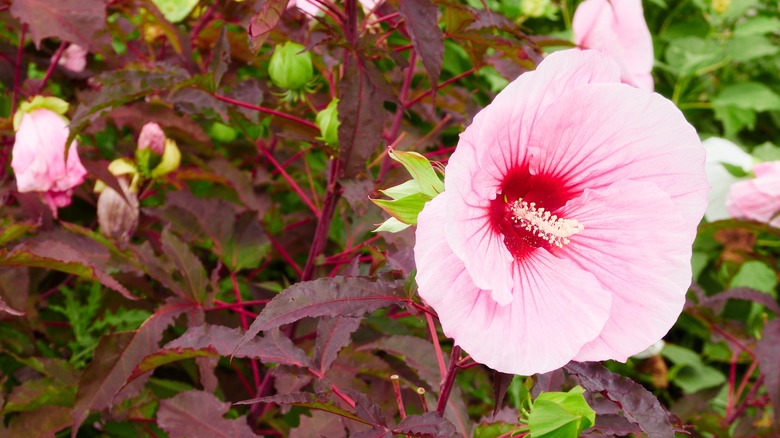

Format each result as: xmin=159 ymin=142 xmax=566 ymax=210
xmin=268 ymin=42 xmax=314 ymax=91
xmin=316 ymin=98 xmax=340 ymax=146
xmin=151 ymin=139 xmax=181 ymax=177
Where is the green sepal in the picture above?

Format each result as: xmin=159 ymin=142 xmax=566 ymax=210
xmin=388 ymin=149 xmax=444 ymax=197
xmin=13 ymin=96 xmax=70 ymax=131
xmin=527 ymin=386 xmax=595 ymax=438
xmin=372 ymin=192 xmax=431 ymax=226
xmin=316 ymin=98 xmax=340 ymax=146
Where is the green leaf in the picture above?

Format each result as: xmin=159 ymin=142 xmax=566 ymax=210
xmin=714 ymin=82 xmax=780 ymax=112
xmin=388 ymin=149 xmax=444 ymax=197
xmin=731 ymin=261 xmax=777 ymax=298
xmin=662 ymin=344 xmax=726 ymax=394
xmin=371 ymin=192 xmax=431 ymax=225
xmin=0 ymin=223 xmax=39 ymax=246
xmin=734 ymin=16 xmax=780 ymax=36
xmin=725 ymin=35 xmax=779 ymax=63
xmin=712 ymin=105 xmax=756 ymax=137
xmin=528 ymin=386 xmax=595 ymax=438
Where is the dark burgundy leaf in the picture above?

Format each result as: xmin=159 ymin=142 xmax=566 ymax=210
xmin=756 ymin=319 xmax=780 ymax=426
xmin=105 ymin=103 xmax=211 ymax=146
xmin=239 ymin=276 xmax=406 ymax=347
xmin=210 ymin=26 xmax=231 ymax=88
xmin=69 ymin=65 xmax=190 ymax=142
xmin=4 ymin=405 xmax=71 ymax=437
xmin=492 ymin=371 xmax=514 ymax=417
xmin=584 ymin=414 xmax=642 ymax=437
xmin=290 ymin=410 xmax=349 ymax=438
xmin=160 ymin=229 xmax=209 ymax=303
xmin=393 ymin=412 xmax=457 ymax=437
xmin=565 ymin=362 xmax=676 ymax=438
xmin=71 ymin=300 xmax=194 ymax=436
xmin=696 ymin=287 xmax=780 ymax=315
xmin=350 ymin=429 xmax=393 ymax=438
xmin=313 ymin=316 xmax=362 ymax=374
xmin=248 ymin=0 xmax=290 ymax=52
xmin=398 ymin=0 xmax=443 ymax=87
xmin=533 ymin=368 xmax=566 ymax=396
xmin=158 ymin=390 xmax=256 ymax=438
xmin=337 ymin=54 xmax=388 ymax=178
xmin=81 ymin=159 xmax=132 ymax=205
xmin=347 ymin=390 xmax=387 ymax=428
xmin=131 ymin=325 xmax=312 ymax=382
xmin=0 ymin=266 xmax=28 ymax=316
xmin=1 ymin=239 xmax=135 ymax=300
xmin=359 ymin=335 xmax=440 ymax=387
xmin=209 ymin=158 xmax=268 ymax=212
xmin=10 ymin=0 xmax=106 ymax=50
xmin=236 ymin=392 xmax=375 ymax=426
xmin=169 ymin=87 xmax=229 ymax=121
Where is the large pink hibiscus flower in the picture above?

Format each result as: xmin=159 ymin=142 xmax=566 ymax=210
xmin=414 ymin=49 xmax=708 ymax=375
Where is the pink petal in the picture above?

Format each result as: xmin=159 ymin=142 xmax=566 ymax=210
xmin=557 ymin=180 xmax=693 ymax=361
xmin=726 ymin=162 xmax=780 ymax=225
xmin=526 ymin=82 xmax=707 ymax=239
xmin=445 ymin=50 xmax=622 ymax=302
xmin=11 ymin=109 xmax=86 ymax=204
xmin=416 ymin=194 xmax=612 ymax=375
xmin=573 ymin=0 xmax=654 ymax=90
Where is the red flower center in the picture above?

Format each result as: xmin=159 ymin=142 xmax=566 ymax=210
xmin=489 ymin=164 xmax=581 ymax=260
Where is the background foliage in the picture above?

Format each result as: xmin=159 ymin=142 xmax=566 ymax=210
xmin=0 ymin=0 xmax=779 ymax=436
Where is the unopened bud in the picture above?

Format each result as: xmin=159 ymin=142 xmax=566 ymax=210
xmin=138 ymin=122 xmax=166 ymax=155
xmin=97 ymin=178 xmax=139 ymax=243
xmin=316 ymin=98 xmax=340 ymax=146
xmin=268 ymin=42 xmax=314 ymax=91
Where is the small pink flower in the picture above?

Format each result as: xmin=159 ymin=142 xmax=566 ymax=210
xmin=138 ymin=122 xmax=166 ymax=155
xmin=11 ymin=108 xmax=87 ymax=216
xmin=414 ymin=50 xmax=707 ymax=375
xmin=57 ymin=44 xmax=88 ymax=73
xmin=726 ymin=162 xmax=780 ymax=226
xmin=572 ymin=0 xmax=654 ymax=90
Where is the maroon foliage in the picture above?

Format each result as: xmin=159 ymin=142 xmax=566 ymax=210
xmin=158 ymin=390 xmax=257 ymax=438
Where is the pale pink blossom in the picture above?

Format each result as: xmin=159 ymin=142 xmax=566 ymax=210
xmin=726 ymin=162 xmax=780 ymax=226
xmin=572 ymin=0 xmax=654 ymax=90
xmin=57 ymin=44 xmax=88 ymax=73
xmin=290 ymin=0 xmax=380 ymax=15
xmin=414 ymin=50 xmax=707 ymax=375
xmin=138 ymin=122 xmax=166 ymax=154
xmin=11 ymin=109 xmax=87 ymax=216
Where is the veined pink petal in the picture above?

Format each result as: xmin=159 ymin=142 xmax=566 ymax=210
xmin=527 ymin=82 xmax=707 ymax=239
xmin=11 ymin=109 xmax=86 ymax=213
xmin=445 ymin=50 xmax=621 ymax=303
xmin=726 ymin=162 xmax=780 ymax=226
xmin=57 ymin=44 xmax=88 ymax=73
xmin=573 ymin=0 xmax=654 ymax=90
xmin=416 ymin=194 xmax=611 ymax=375
xmin=556 ymin=180 xmax=692 ymax=361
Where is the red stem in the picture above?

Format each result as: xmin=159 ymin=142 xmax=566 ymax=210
xmin=259 ymin=145 xmax=320 ymax=216
xmin=426 ymin=312 xmax=447 ymax=380
xmin=231 ymin=271 xmax=262 ymax=393
xmin=37 ymin=42 xmax=66 ymax=94
xmin=212 ymin=93 xmax=318 ymax=130
xmin=436 ymin=346 xmax=462 ymax=415
xmin=301 ymin=159 xmax=342 ymax=281
xmin=11 ymin=24 xmax=26 ymax=115
xmin=404 ymin=67 xmax=477 ymax=108
xmin=267 ymin=232 xmax=304 ymax=278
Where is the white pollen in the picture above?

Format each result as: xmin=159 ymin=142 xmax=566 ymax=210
xmin=508 ymin=198 xmax=584 ymax=248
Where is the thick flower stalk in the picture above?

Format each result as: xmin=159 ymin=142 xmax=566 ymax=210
xmin=11 ymin=98 xmax=87 ymax=216
xmin=414 ymin=50 xmax=708 ymax=375
xmin=573 ymin=0 xmax=654 ymax=90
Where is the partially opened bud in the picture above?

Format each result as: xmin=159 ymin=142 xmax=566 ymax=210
xmin=137 ymin=122 xmax=166 ymax=155
xmin=97 ymin=178 xmax=139 ymax=243
xmin=268 ymin=42 xmax=314 ymax=91
xmin=316 ymin=98 xmax=340 ymax=146
xmin=57 ymin=44 xmax=88 ymax=73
